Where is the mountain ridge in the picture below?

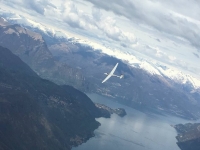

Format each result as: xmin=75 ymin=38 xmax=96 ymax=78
xmin=0 ymin=18 xmax=90 ymax=91
xmin=0 ymin=16 xmax=200 ymax=120
xmin=0 ymin=45 xmax=102 ymax=150
xmin=3 ymin=15 xmax=199 ymax=90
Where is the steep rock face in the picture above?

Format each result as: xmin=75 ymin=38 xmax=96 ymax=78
xmin=0 ymin=22 xmax=88 ymax=90
xmin=0 ymin=46 xmax=100 ymax=150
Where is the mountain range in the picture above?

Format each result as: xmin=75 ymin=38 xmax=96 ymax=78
xmin=3 ymin=15 xmax=200 ymax=90
xmin=0 ymin=17 xmax=89 ymax=91
xmin=0 ymin=16 xmax=200 ymax=120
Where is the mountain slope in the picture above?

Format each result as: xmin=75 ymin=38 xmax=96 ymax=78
xmin=175 ymin=123 xmax=200 ymax=150
xmin=0 ymin=20 xmax=88 ymax=91
xmin=48 ymin=41 xmax=200 ymax=119
xmin=0 ymin=46 xmax=101 ymax=150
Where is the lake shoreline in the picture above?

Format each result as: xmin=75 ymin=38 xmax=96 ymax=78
xmin=73 ymin=93 xmax=195 ymax=150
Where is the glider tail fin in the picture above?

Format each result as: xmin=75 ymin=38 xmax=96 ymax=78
xmin=120 ymin=74 xmax=124 ymax=79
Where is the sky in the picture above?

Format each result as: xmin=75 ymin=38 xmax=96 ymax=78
xmin=0 ymin=0 xmax=200 ymax=80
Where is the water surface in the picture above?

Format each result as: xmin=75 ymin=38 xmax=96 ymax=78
xmin=73 ymin=93 xmax=192 ymax=150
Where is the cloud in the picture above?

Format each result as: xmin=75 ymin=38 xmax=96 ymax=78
xmin=3 ymin=0 xmax=56 ymax=15
xmin=96 ymin=16 xmax=136 ymax=43
xmin=2 ymin=0 xmax=137 ymax=45
xmin=62 ymin=1 xmax=136 ymax=44
xmin=26 ymin=0 xmax=57 ymax=15
xmin=92 ymin=7 xmax=136 ymax=43
xmin=24 ymin=0 xmax=45 ymax=14
xmin=84 ymin=0 xmax=200 ymax=50
xmin=62 ymin=1 xmax=96 ymax=29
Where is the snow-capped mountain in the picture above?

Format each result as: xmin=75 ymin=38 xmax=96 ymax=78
xmin=2 ymin=13 xmax=200 ymax=91
xmin=1 ymin=14 xmax=200 ymax=120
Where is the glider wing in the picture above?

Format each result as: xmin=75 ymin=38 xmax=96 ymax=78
xmin=102 ymin=63 xmax=118 ymax=83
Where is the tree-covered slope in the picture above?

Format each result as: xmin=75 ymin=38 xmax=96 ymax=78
xmin=0 ymin=46 xmax=101 ymax=150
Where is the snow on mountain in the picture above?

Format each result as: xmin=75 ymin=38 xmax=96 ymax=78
xmin=139 ymin=61 xmax=161 ymax=75
xmin=157 ymin=66 xmax=200 ymax=89
xmin=1 ymin=14 xmax=200 ymax=90
xmin=6 ymin=15 xmax=54 ymax=35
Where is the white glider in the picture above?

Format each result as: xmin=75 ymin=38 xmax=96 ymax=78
xmin=102 ymin=63 xmax=124 ymax=83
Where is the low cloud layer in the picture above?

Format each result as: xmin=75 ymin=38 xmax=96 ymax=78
xmin=61 ymin=1 xmax=136 ymax=44
xmin=2 ymin=0 xmax=136 ymax=45
xmin=84 ymin=0 xmax=200 ymax=50
xmin=3 ymin=0 xmax=56 ymax=15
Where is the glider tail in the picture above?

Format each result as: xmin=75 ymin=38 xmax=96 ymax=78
xmin=120 ymin=74 xmax=124 ymax=79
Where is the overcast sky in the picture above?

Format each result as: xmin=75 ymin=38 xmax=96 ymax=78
xmin=0 ymin=0 xmax=200 ymax=78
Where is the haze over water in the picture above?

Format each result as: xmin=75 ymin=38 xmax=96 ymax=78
xmin=73 ymin=93 xmax=193 ymax=150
